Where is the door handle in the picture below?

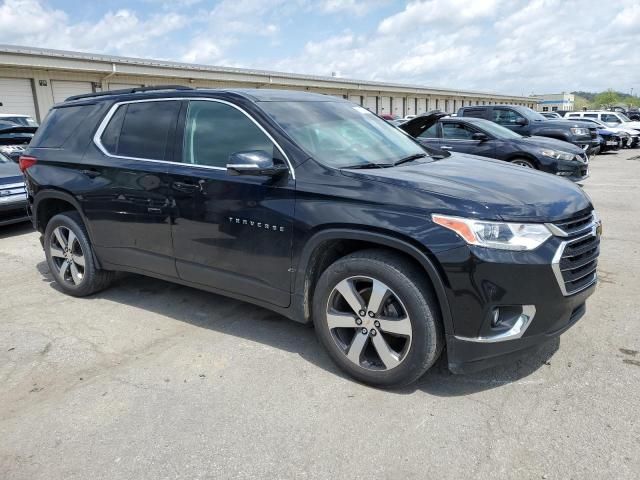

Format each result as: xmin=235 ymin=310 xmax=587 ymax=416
xmin=172 ymin=181 xmax=201 ymax=193
xmin=440 ymin=146 xmax=452 ymax=150
xmin=81 ymin=169 xmax=101 ymax=179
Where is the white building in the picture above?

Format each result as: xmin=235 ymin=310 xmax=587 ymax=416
xmin=0 ymin=44 xmax=535 ymax=122
xmin=531 ymin=92 xmax=575 ymax=112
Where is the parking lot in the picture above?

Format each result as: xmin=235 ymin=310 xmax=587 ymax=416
xmin=0 ymin=149 xmax=638 ymax=479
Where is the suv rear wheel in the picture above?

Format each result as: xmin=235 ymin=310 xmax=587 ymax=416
xmin=44 ymin=212 xmax=114 ymax=297
xmin=313 ymin=249 xmax=443 ymax=387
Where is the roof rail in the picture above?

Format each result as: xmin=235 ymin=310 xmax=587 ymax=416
xmin=64 ymin=85 xmax=194 ymax=102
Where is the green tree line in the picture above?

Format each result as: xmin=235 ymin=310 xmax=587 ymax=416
xmin=572 ymin=89 xmax=640 ymax=109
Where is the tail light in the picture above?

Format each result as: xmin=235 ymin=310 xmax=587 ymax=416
xmin=18 ymin=155 xmax=37 ymax=172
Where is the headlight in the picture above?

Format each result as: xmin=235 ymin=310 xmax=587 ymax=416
xmin=432 ymin=214 xmax=552 ymax=251
xmin=540 ymin=149 xmax=575 ymax=161
xmin=570 ymin=127 xmax=589 ymax=136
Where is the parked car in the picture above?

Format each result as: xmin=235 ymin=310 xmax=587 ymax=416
xmin=380 ymin=113 xmax=397 ymax=120
xmin=0 ymin=113 xmax=39 ymax=127
xmin=22 ymin=87 xmax=601 ymax=387
xmin=0 ymin=151 xmax=28 ymax=226
xmin=400 ymin=112 xmax=589 ymax=181
xmin=626 ymin=108 xmax=640 ymax=121
xmin=0 ymin=121 xmax=38 ymax=161
xmin=569 ymin=117 xmax=639 ymax=148
xmin=595 ymin=129 xmax=622 ymax=153
xmin=540 ymin=112 xmax=562 ymax=119
xmin=457 ymin=105 xmax=599 ymax=154
xmin=565 ymin=110 xmax=640 ymax=131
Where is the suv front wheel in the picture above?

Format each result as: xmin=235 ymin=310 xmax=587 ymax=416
xmin=44 ymin=212 xmax=114 ymax=297
xmin=313 ymin=249 xmax=443 ymax=388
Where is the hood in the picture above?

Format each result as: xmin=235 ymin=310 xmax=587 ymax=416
xmin=520 ymin=135 xmax=584 ymax=154
xmin=0 ymin=159 xmax=22 ymax=182
xmin=399 ymin=110 xmax=446 ymax=137
xmin=620 ymin=121 xmax=640 ymax=130
xmin=341 ymin=153 xmax=591 ymax=222
xmin=545 ymin=119 xmax=593 ymax=128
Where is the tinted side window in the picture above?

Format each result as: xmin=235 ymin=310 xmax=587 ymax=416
xmin=492 ymin=108 xmax=524 ymax=125
xmin=461 ymin=108 xmax=485 ymax=119
xmin=183 ymin=101 xmax=275 ymax=168
xmin=31 ymin=105 xmax=95 ymax=148
xmin=442 ymin=123 xmax=475 ymax=140
xmin=601 ymin=114 xmax=620 ymax=123
xmin=584 ymin=114 xmax=597 ymax=118
xmin=101 ymin=101 xmax=181 ymax=160
xmin=418 ymin=123 xmax=439 ymax=139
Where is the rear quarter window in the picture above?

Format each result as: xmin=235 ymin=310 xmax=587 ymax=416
xmin=460 ymin=108 xmax=486 ymax=119
xmin=31 ymin=105 xmax=96 ymax=148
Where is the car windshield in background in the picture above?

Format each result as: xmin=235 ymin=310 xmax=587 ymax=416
xmin=259 ymin=101 xmax=428 ymax=168
xmin=522 ymin=107 xmax=548 ymax=121
xmin=618 ymin=113 xmax=631 ymax=122
xmin=1 ymin=116 xmax=38 ymax=127
xmin=474 ymin=120 xmax=523 ymax=139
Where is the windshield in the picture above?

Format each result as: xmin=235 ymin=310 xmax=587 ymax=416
xmin=521 ymin=107 xmax=547 ymax=122
xmin=475 ymin=120 xmax=523 ymax=139
xmin=618 ymin=113 xmax=631 ymax=122
xmin=1 ymin=116 xmax=38 ymax=127
xmin=259 ymin=101 xmax=427 ymax=168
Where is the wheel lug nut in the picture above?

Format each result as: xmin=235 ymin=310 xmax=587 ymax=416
xmin=370 ymin=329 xmax=377 ymax=336
xmin=368 ymin=311 xmax=375 ymax=318
xmin=374 ymin=320 xmax=380 ymax=328
xmin=355 ymin=318 xmax=362 ymax=325
xmin=358 ymin=310 xmax=366 ymax=317
xmin=361 ymin=328 xmax=368 ymax=335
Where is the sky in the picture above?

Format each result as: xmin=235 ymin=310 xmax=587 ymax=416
xmin=1 ymin=0 xmax=639 ymax=96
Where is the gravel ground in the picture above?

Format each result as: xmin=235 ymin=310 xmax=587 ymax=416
xmin=1 ymin=149 xmax=639 ymax=479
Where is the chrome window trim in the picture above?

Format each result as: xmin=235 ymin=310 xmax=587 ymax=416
xmin=454 ymin=305 xmax=536 ymax=343
xmin=551 ymin=230 xmax=598 ymax=296
xmin=92 ymin=97 xmax=295 ymax=179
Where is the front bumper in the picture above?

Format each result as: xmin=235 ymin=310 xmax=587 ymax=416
xmin=0 ymin=183 xmax=28 ymax=226
xmin=436 ymin=221 xmax=599 ymax=374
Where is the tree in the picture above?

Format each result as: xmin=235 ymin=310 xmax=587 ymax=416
xmin=593 ymin=89 xmax=620 ymax=108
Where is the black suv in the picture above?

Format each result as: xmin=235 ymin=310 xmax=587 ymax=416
xmin=458 ymin=105 xmax=599 ymax=154
xmin=21 ymin=87 xmax=601 ymax=387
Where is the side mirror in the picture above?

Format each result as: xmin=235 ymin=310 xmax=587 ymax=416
xmin=516 ymin=117 xmax=528 ymax=126
xmin=227 ymin=150 xmax=288 ymax=177
xmin=471 ymin=132 xmax=489 ymax=141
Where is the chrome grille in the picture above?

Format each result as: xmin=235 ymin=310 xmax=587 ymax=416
xmin=551 ymin=211 xmax=600 ymax=296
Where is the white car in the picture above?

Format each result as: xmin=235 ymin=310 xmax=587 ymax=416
xmin=570 ymin=117 xmax=639 ymax=148
xmin=0 ymin=113 xmax=38 ymax=127
xmin=565 ymin=111 xmax=640 ymax=131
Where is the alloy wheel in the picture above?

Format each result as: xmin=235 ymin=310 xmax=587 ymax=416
xmin=326 ymin=276 xmax=412 ymax=371
xmin=512 ymin=159 xmax=534 ymax=168
xmin=49 ymin=226 xmax=86 ymax=286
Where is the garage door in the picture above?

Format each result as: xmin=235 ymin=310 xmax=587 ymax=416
xmin=391 ymin=97 xmax=404 ymax=117
xmin=365 ymin=96 xmax=377 ymax=113
xmin=0 ymin=78 xmax=37 ymax=118
xmin=108 ymin=83 xmax=143 ymax=90
xmin=406 ymin=97 xmax=417 ymax=116
xmin=348 ymin=95 xmax=362 ymax=105
xmin=380 ymin=96 xmax=391 ymax=115
xmin=51 ymin=80 xmax=93 ymax=103
xmin=416 ymin=98 xmax=427 ymax=114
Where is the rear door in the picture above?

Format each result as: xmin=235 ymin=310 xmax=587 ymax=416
xmin=166 ymin=99 xmax=295 ymax=307
xmin=81 ymin=99 xmax=181 ymax=276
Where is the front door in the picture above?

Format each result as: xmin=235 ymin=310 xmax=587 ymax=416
xmin=440 ymin=121 xmax=495 ymax=158
xmin=491 ymin=107 xmax=528 ymax=135
xmin=167 ymin=99 xmax=295 ymax=307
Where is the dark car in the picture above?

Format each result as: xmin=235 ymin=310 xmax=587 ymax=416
xmin=626 ymin=108 xmax=640 ymax=121
xmin=22 ymin=87 xmax=601 ymax=387
xmin=400 ymin=112 xmax=589 ymax=182
xmin=0 ymin=152 xmax=28 ymax=226
xmin=0 ymin=121 xmax=38 ymax=162
xmin=458 ymin=104 xmax=599 ymax=153
xmin=569 ymin=117 xmax=639 ymax=148
xmin=596 ymin=129 xmax=622 ymax=153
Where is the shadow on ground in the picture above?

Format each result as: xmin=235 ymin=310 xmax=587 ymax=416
xmin=0 ymin=221 xmax=33 ymax=240
xmin=37 ymin=262 xmax=559 ymax=397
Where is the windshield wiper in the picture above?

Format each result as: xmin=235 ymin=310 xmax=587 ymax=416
xmin=393 ymin=153 xmax=427 ymax=166
xmin=340 ymin=163 xmax=393 ymax=169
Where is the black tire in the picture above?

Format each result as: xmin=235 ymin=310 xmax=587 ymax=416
xmin=312 ymin=249 xmax=443 ymax=388
xmin=44 ymin=211 xmax=114 ymax=297
xmin=510 ymin=158 xmax=536 ymax=169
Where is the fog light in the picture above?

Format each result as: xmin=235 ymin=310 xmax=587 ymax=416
xmin=491 ymin=308 xmax=500 ymax=327
xmin=556 ymin=171 xmax=573 ymax=177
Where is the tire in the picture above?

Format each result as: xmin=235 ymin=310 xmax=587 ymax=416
xmin=44 ymin=211 xmax=114 ymax=297
xmin=510 ymin=158 xmax=536 ymax=169
xmin=312 ymin=249 xmax=443 ymax=388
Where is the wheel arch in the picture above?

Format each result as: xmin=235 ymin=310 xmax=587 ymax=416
xmin=294 ymin=228 xmax=453 ymax=335
xmin=506 ymin=152 xmax=540 ymax=168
